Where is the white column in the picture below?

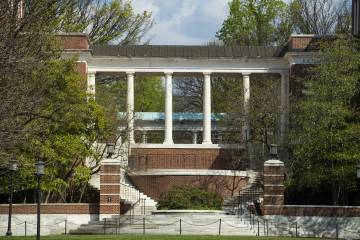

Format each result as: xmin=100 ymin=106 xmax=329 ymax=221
xmin=218 ymin=132 xmax=223 ymax=144
xmin=243 ymin=72 xmax=251 ymax=141
xmin=164 ymin=72 xmax=174 ymax=144
xmin=202 ymin=72 xmax=212 ymax=144
xmin=192 ymin=131 xmax=198 ymax=144
xmin=142 ymin=131 xmax=147 ymax=144
xmin=280 ymin=71 xmax=290 ymax=144
xmin=126 ymin=71 xmax=135 ymax=144
xmin=87 ymin=71 xmax=96 ymax=98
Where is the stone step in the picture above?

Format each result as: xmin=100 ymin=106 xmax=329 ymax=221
xmin=70 ymin=213 xmax=256 ymax=236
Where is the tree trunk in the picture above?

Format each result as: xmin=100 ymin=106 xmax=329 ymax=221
xmin=78 ymin=184 xmax=87 ymax=203
xmin=45 ymin=191 xmax=51 ymax=203
xmin=331 ymin=186 xmax=340 ymax=205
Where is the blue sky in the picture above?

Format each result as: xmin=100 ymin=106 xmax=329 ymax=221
xmin=132 ymin=0 xmax=231 ymax=45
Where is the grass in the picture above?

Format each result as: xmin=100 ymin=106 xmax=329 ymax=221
xmin=6 ymin=235 xmax=319 ymax=240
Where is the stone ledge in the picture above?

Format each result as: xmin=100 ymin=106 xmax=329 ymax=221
xmin=131 ymin=143 xmax=244 ymax=149
xmin=152 ymin=210 xmax=225 ymax=215
xmin=128 ymin=169 xmax=256 ymax=177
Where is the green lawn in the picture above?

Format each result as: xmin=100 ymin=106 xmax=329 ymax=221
xmin=6 ymin=235 xmax=318 ymax=240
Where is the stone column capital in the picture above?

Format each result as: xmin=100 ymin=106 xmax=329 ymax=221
xmin=242 ymin=72 xmax=251 ymax=77
xmin=126 ymin=70 xmax=135 ymax=76
xmin=203 ymin=71 xmax=212 ymax=76
xmin=164 ymin=71 xmax=173 ymax=76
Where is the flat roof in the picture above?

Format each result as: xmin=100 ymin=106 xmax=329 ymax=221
xmin=92 ymin=45 xmax=286 ymax=58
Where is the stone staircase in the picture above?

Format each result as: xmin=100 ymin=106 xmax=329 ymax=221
xmin=120 ymin=177 xmax=157 ymax=215
xmin=69 ymin=211 xmax=257 ymax=236
xmin=224 ymin=171 xmax=263 ymax=209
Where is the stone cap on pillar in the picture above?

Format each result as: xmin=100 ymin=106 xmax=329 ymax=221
xmin=101 ymin=159 xmax=122 ymax=165
xmin=264 ymin=159 xmax=284 ymax=166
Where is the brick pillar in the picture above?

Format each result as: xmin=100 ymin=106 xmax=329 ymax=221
xmin=100 ymin=160 xmax=121 ymax=217
xmin=263 ymin=159 xmax=285 ymax=206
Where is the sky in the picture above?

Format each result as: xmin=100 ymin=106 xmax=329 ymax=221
xmin=131 ymin=0 xmax=231 ymax=45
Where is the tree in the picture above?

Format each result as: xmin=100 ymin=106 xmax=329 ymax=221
xmin=289 ymin=37 xmax=360 ymax=205
xmin=290 ymin=0 xmax=351 ymax=36
xmin=58 ymin=0 xmax=153 ymax=45
xmin=216 ymin=0 xmax=291 ymax=46
xmin=0 ymin=0 xmax=110 ymax=203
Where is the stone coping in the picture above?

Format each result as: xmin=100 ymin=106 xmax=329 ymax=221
xmin=264 ymin=159 xmax=284 ymax=166
xmin=266 ymin=205 xmax=360 ymax=209
xmin=152 ymin=210 xmax=226 ymax=214
xmin=131 ymin=143 xmax=244 ymax=149
xmin=128 ymin=169 xmax=255 ymax=177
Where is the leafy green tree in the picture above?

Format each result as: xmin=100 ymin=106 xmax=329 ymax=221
xmin=289 ymin=37 xmax=360 ymax=205
xmin=216 ymin=0 xmax=291 ymax=45
xmin=0 ymin=0 xmax=111 ymax=203
xmin=96 ymin=75 xmax=164 ymax=113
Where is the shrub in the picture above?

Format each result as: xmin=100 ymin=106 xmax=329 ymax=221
xmin=157 ymin=185 xmax=223 ymax=210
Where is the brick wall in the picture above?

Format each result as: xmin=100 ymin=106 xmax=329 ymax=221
xmin=0 ymin=203 xmax=99 ymax=214
xmin=129 ymin=148 xmax=242 ymax=170
xmin=288 ymin=35 xmax=316 ymax=51
xmin=262 ymin=159 xmax=360 ymax=217
xmin=100 ymin=161 xmax=122 ymax=214
xmin=263 ymin=160 xmax=285 ymax=206
xmin=74 ymin=62 xmax=87 ymax=90
xmin=56 ymin=33 xmax=90 ymax=50
xmin=128 ymin=175 xmax=248 ymax=200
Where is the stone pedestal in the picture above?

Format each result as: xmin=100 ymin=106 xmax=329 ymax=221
xmin=99 ymin=159 xmax=121 ymax=217
xmin=263 ymin=159 xmax=285 ymax=206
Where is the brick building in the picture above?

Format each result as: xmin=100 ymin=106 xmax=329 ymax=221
xmin=59 ymin=33 xmax=317 ymax=215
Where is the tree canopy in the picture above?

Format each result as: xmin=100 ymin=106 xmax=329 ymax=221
xmin=216 ymin=0 xmax=291 ymax=45
xmin=58 ymin=0 xmax=153 ymax=45
xmin=289 ymin=37 xmax=360 ymax=205
xmin=217 ymin=0 xmax=352 ymax=46
xmin=0 ymin=0 xmax=149 ymax=203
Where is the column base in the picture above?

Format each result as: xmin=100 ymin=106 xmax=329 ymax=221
xmin=163 ymin=140 xmax=174 ymax=145
xmin=202 ymin=141 xmax=213 ymax=144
